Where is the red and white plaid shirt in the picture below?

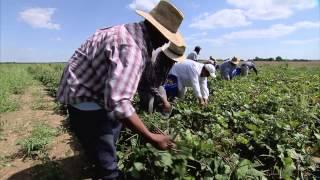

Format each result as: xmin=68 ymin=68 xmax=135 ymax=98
xmin=56 ymin=22 xmax=153 ymax=119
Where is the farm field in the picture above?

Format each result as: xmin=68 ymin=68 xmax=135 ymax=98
xmin=0 ymin=61 xmax=319 ymax=179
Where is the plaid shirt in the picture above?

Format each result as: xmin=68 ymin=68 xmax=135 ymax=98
xmin=56 ymin=22 xmax=152 ymax=119
xmin=138 ymin=48 xmax=171 ymax=100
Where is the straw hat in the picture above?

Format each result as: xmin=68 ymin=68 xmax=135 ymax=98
xmin=136 ymin=0 xmax=185 ymax=47
xmin=162 ymin=43 xmax=185 ymax=62
xmin=231 ymin=57 xmax=240 ymax=65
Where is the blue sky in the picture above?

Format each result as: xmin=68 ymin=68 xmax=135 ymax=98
xmin=1 ymin=0 xmax=319 ymax=62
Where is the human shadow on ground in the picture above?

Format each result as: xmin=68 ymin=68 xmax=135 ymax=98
xmin=7 ymin=116 xmax=96 ymax=180
xmin=7 ymin=155 xmax=94 ymax=180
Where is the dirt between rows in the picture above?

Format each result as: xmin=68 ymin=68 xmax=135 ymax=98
xmin=0 ymin=85 xmax=88 ymax=180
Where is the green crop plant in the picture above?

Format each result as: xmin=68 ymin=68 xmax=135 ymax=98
xmin=0 ymin=64 xmax=33 ymax=112
xmin=18 ymin=123 xmax=58 ymax=158
xmin=26 ymin=63 xmax=320 ymax=179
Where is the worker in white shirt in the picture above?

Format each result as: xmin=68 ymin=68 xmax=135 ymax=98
xmin=164 ymin=59 xmax=216 ymax=106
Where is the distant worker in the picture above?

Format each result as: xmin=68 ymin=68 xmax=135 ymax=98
xmin=240 ymin=60 xmax=258 ymax=76
xmin=187 ymin=46 xmax=201 ymax=61
xmin=138 ymin=43 xmax=185 ymax=115
xmin=164 ymin=59 xmax=216 ymax=106
xmin=219 ymin=57 xmax=240 ymax=80
xmin=198 ymin=56 xmax=216 ymax=66
xmin=209 ymin=56 xmax=218 ymax=67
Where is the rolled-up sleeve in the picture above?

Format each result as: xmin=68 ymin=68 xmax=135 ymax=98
xmin=104 ymin=29 xmax=144 ymax=119
xmin=188 ymin=67 xmax=202 ymax=98
xmin=199 ymin=77 xmax=209 ymax=99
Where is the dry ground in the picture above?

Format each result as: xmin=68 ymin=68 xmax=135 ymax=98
xmin=0 ymin=84 xmax=88 ymax=180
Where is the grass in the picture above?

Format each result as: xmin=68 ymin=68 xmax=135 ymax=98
xmin=31 ymin=90 xmax=55 ymax=111
xmin=1 ymin=62 xmax=319 ymax=179
xmin=18 ymin=123 xmax=58 ymax=158
xmin=0 ymin=155 xmax=12 ymax=168
xmin=0 ymin=64 xmax=33 ymax=113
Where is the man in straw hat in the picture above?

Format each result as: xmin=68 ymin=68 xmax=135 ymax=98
xmin=219 ymin=56 xmax=240 ymax=80
xmin=56 ymin=1 xmax=184 ymax=179
xmin=138 ymin=43 xmax=185 ymax=116
xmin=164 ymin=59 xmax=216 ymax=106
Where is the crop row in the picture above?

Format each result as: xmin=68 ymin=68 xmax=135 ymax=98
xmin=28 ymin=64 xmax=320 ymax=179
xmin=0 ymin=64 xmax=33 ymax=112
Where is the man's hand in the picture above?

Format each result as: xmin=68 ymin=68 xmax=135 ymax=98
xmin=121 ymin=113 xmax=175 ymax=150
xmin=198 ymin=97 xmax=204 ymax=105
xmin=162 ymin=101 xmax=171 ymax=113
xmin=203 ymin=98 xmax=208 ymax=105
xmin=198 ymin=97 xmax=208 ymax=107
xmin=149 ymin=133 xmax=175 ymax=150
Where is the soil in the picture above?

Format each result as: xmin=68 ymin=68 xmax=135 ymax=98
xmin=0 ymin=85 xmax=88 ymax=180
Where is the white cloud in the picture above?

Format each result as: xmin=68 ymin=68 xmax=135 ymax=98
xmin=222 ymin=21 xmax=320 ymax=40
xmin=191 ymin=21 xmax=320 ymax=45
xmin=276 ymin=0 xmax=318 ymax=10
xmin=19 ymin=8 xmax=60 ymax=30
xmin=185 ymin=32 xmax=208 ymax=41
xmin=245 ymin=7 xmax=292 ymax=20
xmin=50 ymin=37 xmax=62 ymax=41
xmin=190 ymin=9 xmax=251 ymax=29
xmin=223 ymin=24 xmax=295 ymax=39
xmin=194 ymin=38 xmax=231 ymax=46
xmin=128 ymin=0 xmax=159 ymax=12
xmin=227 ymin=0 xmax=317 ymax=20
xmin=294 ymin=21 xmax=320 ymax=28
xmin=282 ymin=38 xmax=320 ymax=45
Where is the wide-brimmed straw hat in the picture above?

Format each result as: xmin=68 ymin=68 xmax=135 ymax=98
xmin=231 ymin=57 xmax=240 ymax=65
xmin=162 ymin=43 xmax=185 ymax=62
xmin=136 ymin=0 xmax=185 ymax=47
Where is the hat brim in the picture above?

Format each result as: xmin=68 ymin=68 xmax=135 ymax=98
xmin=231 ymin=61 xmax=240 ymax=65
xmin=162 ymin=47 xmax=185 ymax=62
xmin=136 ymin=10 xmax=185 ymax=47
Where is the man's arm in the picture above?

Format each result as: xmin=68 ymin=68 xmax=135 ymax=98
xmin=251 ymin=66 xmax=258 ymax=75
xmin=199 ymin=77 xmax=209 ymax=105
xmin=158 ymin=86 xmax=171 ymax=113
xmin=104 ymin=35 xmax=173 ymax=150
xmin=188 ymin=67 xmax=204 ymax=105
xmin=120 ymin=113 xmax=174 ymax=150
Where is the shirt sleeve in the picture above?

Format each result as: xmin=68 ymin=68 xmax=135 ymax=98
xmin=187 ymin=52 xmax=197 ymax=61
xmin=221 ymin=66 xmax=231 ymax=80
xmin=104 ymin=31 xmax=144 ymax=119
xmin=188 ymin=66 xmax=202 ymax=98
xmin=193 ymin=53 xmax=198 ymax=61
xmin=199 ymin=77 xmax=209 ymax=99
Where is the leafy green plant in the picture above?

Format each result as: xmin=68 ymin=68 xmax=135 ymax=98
xmin=18 ymin=123 xmax=57 ymax=157
xmin=27 ymin=63 xmax=320 ymax=178
xmin=0 ymin=64 xmax=33 ymax=112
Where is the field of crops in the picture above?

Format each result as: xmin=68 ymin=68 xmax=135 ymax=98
xmin=1 ymin=62 xmax=320 ymax=179
xmin=0 ymin=64 xmax=33 ymax=113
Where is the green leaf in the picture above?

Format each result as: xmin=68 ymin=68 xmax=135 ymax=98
xmin=160 ymin=152 xmax=173 ymax=167
xmin=133 ymin=162 xmax=144 ymax=171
